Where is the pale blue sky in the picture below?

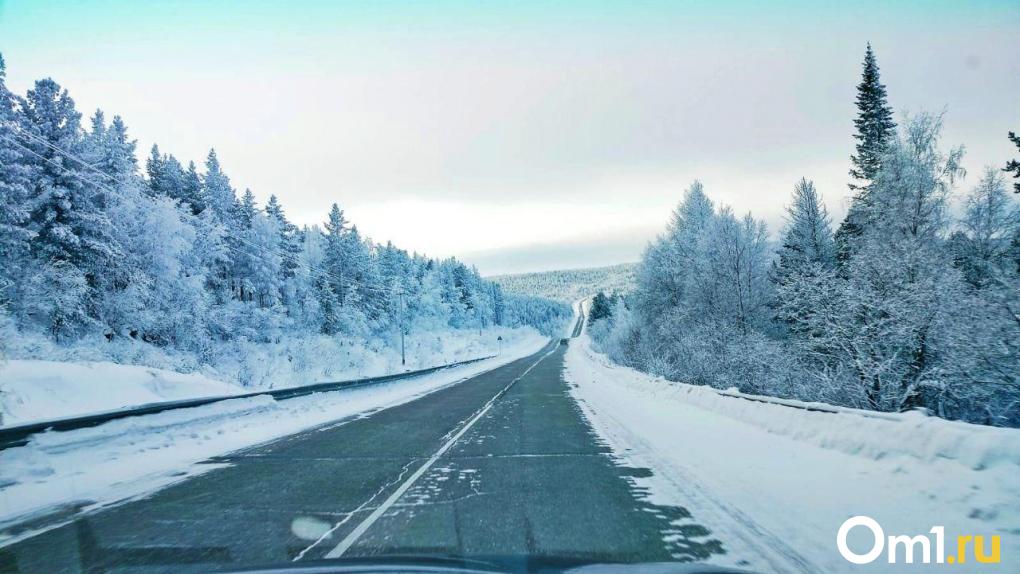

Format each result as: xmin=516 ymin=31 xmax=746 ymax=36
xmin=2 ymin=1 xmax=1018 ymax=274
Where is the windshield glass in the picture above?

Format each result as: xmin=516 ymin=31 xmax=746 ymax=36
xmin=0 ymin=2 xmax=1018 ymax=573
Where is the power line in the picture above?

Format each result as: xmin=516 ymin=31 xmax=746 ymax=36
xmin=2 ymin=120 xmax=120 ymax=184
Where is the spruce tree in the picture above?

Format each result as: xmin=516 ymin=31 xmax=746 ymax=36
xmin=202 ymin=148 xmax=238 ymax=225
xmin=588 ymin=291 xmax=612 ymax=322
xmin=146 ymin=145 xmax=192 ymax=205
xmin=849 ymin=44 xmax=896 ymax=189
xmin=772 ymin=178 xmax=834 ymax=283
xmin=323 ymin=203 xmax=350 ymax=307
xmin=835 ymin=44 xmax=896 ymax=269
xmin=182 ymin=160 xmax=205 ymax=214
xmin=22 ymin=80 xmax=120 ymax=270
xmin=200 ymin=149 xmax=239 ymax=298
xmin=145 ymin=144 xmax=165 ymax=191
xmin=237 ymin=188 xmax=258 ymax=228
xmin=1005 ymin=131 xmax=1020 ymax=194
xmin=264 ymin=194 xmax=289 ymax=228
xmin=102 ymin=115 xmax=137 ymax=180
xmin=20 ymin=79 xmax=124 ymax=336
xmin=771 ymin=179 xmax=835 ymax=332
xmin=0 ymin=53 xmax=34 ymax=298
xmin=265 ymin=194 xmax=302 ymax=280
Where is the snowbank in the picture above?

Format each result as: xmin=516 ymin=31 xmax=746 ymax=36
xmin=565 ymin=330 xmax=1020 ymax=573
xmin=0 ymin=360 xmax=239 ymax=427
xmin=0 ymin=325 xmax=541 ymax=427
xmin=0 ymin=331 xmax=549 ymax=541
xmin=576 ymin=344 xmax=1020 ymax=472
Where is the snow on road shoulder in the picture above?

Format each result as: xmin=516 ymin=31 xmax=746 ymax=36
xmin=1 ymin=326 xmax=543 ymax=428
xmin=564 ymin=331 xmax=1020 ymax=573
xmin=0 ymin=360 xmax=239 ymax=427
xmin=0 ymin=332 xmax=549 ymax=543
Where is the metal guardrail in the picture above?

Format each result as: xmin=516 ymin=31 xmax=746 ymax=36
xmin=712 ymin=387 xmax=908 ymax=420
xmin=0 ymin=355 xmax=496 ymax=451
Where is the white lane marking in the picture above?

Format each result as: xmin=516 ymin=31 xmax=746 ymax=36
xmin=290 ymin=348 xmax=550 ymax=562
xmin=291 ymin=457 xmax=420 ymax=561
xmin=317 ymin=342 xmax=560 ymax=559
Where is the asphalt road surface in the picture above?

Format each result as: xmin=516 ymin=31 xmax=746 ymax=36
xmin=0 ymin=325 xmax=724 ymax=573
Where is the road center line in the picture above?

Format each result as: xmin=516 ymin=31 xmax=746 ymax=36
xmin=316 ymin=342 xmax=560 ymax=560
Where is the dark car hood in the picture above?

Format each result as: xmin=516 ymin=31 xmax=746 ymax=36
xmin=222 ymin=555 xmax=755 ymax=574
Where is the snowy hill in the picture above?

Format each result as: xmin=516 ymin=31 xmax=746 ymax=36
xmin=490 ymin=263 xmax=638 ymax=304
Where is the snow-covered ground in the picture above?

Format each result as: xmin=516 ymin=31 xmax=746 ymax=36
xmin=565 ymin=327 xmax=1020 ymax=573
xmin=0 ymin=331 xmax=549 ymax=544
xmin=0 ymin=361 xmax=236 ymax=427
xmin=491 ymin=263 xmax=637 ymax=305
xmin=0 ymin=325 xmax=539 ymax=427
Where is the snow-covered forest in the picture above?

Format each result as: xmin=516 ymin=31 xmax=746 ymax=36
xmin=0 ymin=53 xmax=570 ymax=391
xmin=492 ymin=263 xmax=637 ymax=304
xmin=589 ymin=46 xmax=1020 ymax=427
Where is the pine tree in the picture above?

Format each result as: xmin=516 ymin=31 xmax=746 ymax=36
xmin=323 ymin=203 xmax=348 ymax=278
xmin=231 ymin=188 xmax=259 ymax=302
xmin=321 ymin=203 xmax=356 ymax=331
xmin=0 ymin=52 xmax=577 ymax=366
xmin=245 ymin=212 xmax=284 ymax=308
xmin=0 ymin=53 xmax=34 ymax=302
xmin=18 ymin=79 xmax=126 ymax=336
xmin=146 ymin=144 xmax=164 ymax=189
xmin=836 ymin=44 xmax=897 ymax=269
xmin=344 ymin=224 xmax=383 ymax=328
xmin=202 ymin=149 xmax=237 ymax=225
xmin=98 ymin=115 xmax=137 ymax=180
xmin=182 ymin=160 xmax=205 ymax=215
xmin=146 ymin=144 xmax=187 ymax=204
xmin=772 ymin=178 xmax=835 ymax=284
xmin=849 ymin=45 xmax=896 ymax=189
xmin=588 ymin=291 xmax=612 ymax=322
xmin=491 ymin=282 xmax=505 ymax=326
xmin=772 ymin=179 xmax=836 ymax=335
xmin=200 ymin=149 xmax=243 ymax=299
xmin=236 ymin=188 xmax=258 ymax=228
xmin=265 ymin=194 xmax=302 ymax=281
xmin=21 ymin=78 xmax=85 ymax=265
xmin=1005 ymin=131 xmax=1020 ymax=194
xmin=22 ymin=86 xmax=119 ymax=264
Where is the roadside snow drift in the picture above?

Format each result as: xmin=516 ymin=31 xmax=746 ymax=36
xmin=0 ymin=360 xmax=238 ymax=427
xmin=0 ymin=326 xmax=541 ymax=427
xmin=565 ymin=330 xmax=1020 ymax=574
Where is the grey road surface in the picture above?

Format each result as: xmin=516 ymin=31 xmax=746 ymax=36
xmin=0 ymin=329 xmax=724 ymax=573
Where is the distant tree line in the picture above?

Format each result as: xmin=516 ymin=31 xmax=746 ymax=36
xmin=493 ymin=264 xmax=637 ymax=305
xmin=589 ymin=45 xmax=1020 ymax=427
xmin=0 ymin=53 xmax=570 ymax=359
